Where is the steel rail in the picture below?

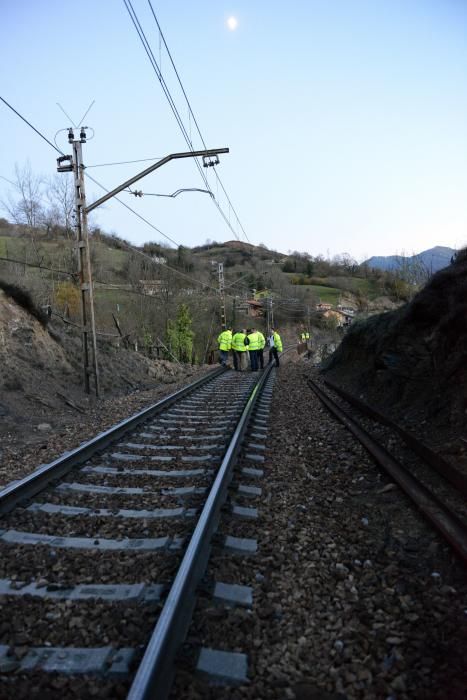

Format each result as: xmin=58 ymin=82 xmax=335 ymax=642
xmin=127 ymin=363 xmax=275 ymax=700
xmin=324 ymin=378 xmax=467 ymax=498
xmin=0 ymin=366 xmax=226 ymax=515
xmin=308 ymin=379 xmax=467 ymax=564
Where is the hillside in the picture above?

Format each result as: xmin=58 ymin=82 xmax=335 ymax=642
xmin=0 ymin=285 xmax=203 ymax=449
xmin=0 ymin=226 xmax=413 ymax=355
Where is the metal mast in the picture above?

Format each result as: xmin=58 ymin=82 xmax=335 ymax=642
xmin=218 ymin=262 xmax=226 ymax=329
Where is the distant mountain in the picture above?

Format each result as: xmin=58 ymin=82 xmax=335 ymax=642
xmin=364 ymin=246 xmax=456 ymax=273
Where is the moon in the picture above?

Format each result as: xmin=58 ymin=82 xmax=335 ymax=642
xmin=227 ymin=16 xmax=238 ymax=30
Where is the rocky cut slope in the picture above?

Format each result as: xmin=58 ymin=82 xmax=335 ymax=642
xmin=323 ymin=249 xmax=467 ymax=448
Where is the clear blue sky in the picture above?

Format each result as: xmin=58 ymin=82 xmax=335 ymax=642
xmin=1 ymin=0 xmax=466 ymax=261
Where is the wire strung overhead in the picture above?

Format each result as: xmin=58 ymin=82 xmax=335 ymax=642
xmin=85 ymin=156 xmax=164 ymax=168
xmin=126 ymin=187 xmax=214 ymax=199
xmin=122 ymin=0 xmax=249 ymax=244
xmin=0 ymin=96 xmax=240 ymax=297
xmin=84 ymin=171 xmax=182 ymax=248
xmin=0 ymin=96 xmax=63 ymax=156
xmin=146 ymin=0 xmax=250 ymax=245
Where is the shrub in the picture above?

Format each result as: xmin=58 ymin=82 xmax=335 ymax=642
xmin=54 ymin=281 xmax=81 ymax=319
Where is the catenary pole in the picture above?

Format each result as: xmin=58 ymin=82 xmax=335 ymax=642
xmin=218 ymin=262 xmax=226 ymax=329
xmin=57 ymin=143 xmax=229 ymax=395
xmin=66 ymin=132 xmax=99 ymax=395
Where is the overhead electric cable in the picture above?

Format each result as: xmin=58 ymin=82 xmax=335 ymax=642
xmin=0 ymin=96 xmax=63 ymax=155
xmin=0 ymin=256 xmax=76 ymax=277
xmin=0 ymin=96 xmax=245 ymax=301
xmin=0 ymin=174 xmax=18 ymax=188
xmin=85 ymin=157 xmax=163 ymax=168
xmin=84 ymin=171 xmax=181 ymax=248
xmin=122 ymin=0 xmax=243 ymax=242
xmin=147 ymin=0 xmax=250 ymax=243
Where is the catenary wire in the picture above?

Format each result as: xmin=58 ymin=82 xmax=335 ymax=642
xmin=122 ymin=0 xmax=242 ymax=242
xmin=0 ymin=256 xmax=76 ymax=277
xmin=147 ymin=0 xmax=250 ymax=243
xmin=1 ymin=96 xmax=64 ymax=155
xmin=84 ymin=173 xmax=251 ymax=299
xmin=0 ymin=174 xmax=18 ymax=188
xmin=83 ymin=176 xmax=235 ymax=296
xmin=84 ymin=171 xmax=181 ymax=248
xmin=85 ymin=157 xmax=164 ymax=168
xmin=0 ymin=97 xmax=204 ymax=269
xmin=146 ymin=0 xmax=249 ymax=243
xmin=0 ymin=97 xmax=245 ymax=303
xmin=122 ymin=0 xmax=216 ymax=201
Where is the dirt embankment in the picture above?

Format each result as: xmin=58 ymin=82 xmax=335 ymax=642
xmin=0 ymin=288 xmax=206 ymax=453
xmin=323 ymin=250 xmax=467 ymax=451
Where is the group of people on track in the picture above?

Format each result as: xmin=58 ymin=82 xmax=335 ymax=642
xmin=217 ymin=327 xmax=283 ymax=371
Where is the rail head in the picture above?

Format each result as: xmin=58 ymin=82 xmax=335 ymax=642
xmin=0 ymin=366 xmax=226 ymax=515
xmin=323 ymin=378 xmax=467 ymax=498
xmin=308 ymin=378 xmax=467 ymax=563
xmin=127 ymin=363 xmax=275 ymax=700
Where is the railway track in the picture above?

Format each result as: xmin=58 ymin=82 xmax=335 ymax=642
xmin=308 ymin=378 xmax=467 ymax=564
xmin=0 ymin=364 xmax=276 ymax=699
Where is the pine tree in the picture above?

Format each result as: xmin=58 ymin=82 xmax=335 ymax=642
xmin=167 ymin=303 xmax=194 ymax=363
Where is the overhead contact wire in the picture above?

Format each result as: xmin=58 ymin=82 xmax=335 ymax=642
xmin=146 ymin=0 xmax=249 ymax=244
xmin=0 ymin=95 xmax=63 ymax=155
xmin=123 ymin=0 xmax=242 ymax=241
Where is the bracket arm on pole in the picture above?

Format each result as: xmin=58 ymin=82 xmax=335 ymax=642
xmin=85 ymin=148 xmax=229 ymax=214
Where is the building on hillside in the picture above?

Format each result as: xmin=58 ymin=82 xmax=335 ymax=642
xmin=139 ymin=280 xmax=168 ymax=295
xmin=337 ymin=304 xmax=356 ymax=316
xmin=322 ymin=309 xmax=353 ymax=327
xmin=253 ymin=289 xmax=271 ymax=301
xmin=246 ymin=299 xmax=264 ymax=317
xmin=316 ymin=302 xmax=333 ymax=311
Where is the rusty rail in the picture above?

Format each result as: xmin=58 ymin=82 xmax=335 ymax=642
xmin=309 ymin=379 xmax=467 ymax=564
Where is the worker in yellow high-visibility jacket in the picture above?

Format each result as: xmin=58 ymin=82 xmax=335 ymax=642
xmin=231 ymin=329 xmax=248 ymax=371
xmin=245 ymin=327 xmax=261 ymax=371
xmin=217 ymin=327 xmax=232 ymax=366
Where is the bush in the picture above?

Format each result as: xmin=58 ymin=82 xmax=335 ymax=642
xmin=54 ymin=281 xmax=81 ymax=319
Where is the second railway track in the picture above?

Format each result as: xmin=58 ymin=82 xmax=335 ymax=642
xmin=0 ymin=364 xmax=276 ymax=698
xmin=308 ymin=378 xmax=467 ymax=563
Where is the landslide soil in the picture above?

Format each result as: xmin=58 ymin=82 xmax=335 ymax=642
xmin=0 ymin=288 xmax=210 ymax=484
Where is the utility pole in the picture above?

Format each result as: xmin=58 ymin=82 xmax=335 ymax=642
xmin=57 ymin=144 xmax=229 ymax=395
xmin=57 ymin=127 xmax=99 ymax=396
xmin=218 ymin=262 xmax=226 ymax=329
xmin=267 ymin=296 xmax=274 ymax=334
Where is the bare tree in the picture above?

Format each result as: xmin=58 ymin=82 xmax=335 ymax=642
xmin=0 ymin=162 xmax=44 ymax=228
xmin=45 ymin=174 xmax=75 ymax=236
